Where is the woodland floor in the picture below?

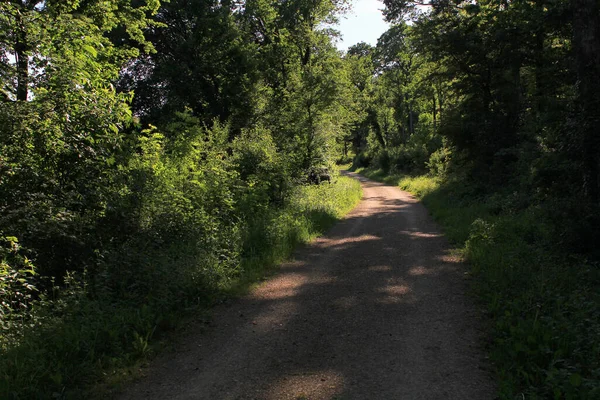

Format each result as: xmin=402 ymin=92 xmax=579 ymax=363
xmin=118 ymin=171 xmax=496 ymax=400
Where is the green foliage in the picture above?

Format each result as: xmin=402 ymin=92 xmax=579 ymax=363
xmin=0 ymin=0 xmax=158 ymax=281
xmin=232 ymin=125 xmax=292 ymax=207
xmin=0 ymin=274 xmax=159 ymax=398
xmin=0 ymin=0 xmax=362 ymax=396
xmin=234 ymin=176 xmax=362 ymax=291
xmin=96 ymin=117 xmax=245 ymax=302
xmin=465 ymin=214 xmax=600 ymax=400
xmin=121 ymin=0 xmax=260 ymax=130
xmin=0 ymin=237 xmax=37 ymax=345
xmin=426 ymin=146 xmax=452 ymax=178
xmin=0 ymin=170 xmax=361 ymax=398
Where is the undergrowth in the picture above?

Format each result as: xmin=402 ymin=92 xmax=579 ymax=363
xmin=227 ymin=176 xmax=362 ymax=295
xmin=0 ymin=176 xmax=361 ymax=399
xmin=354 ymin=167 xmax=600 ymax=400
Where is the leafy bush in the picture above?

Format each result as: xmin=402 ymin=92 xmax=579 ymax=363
xmin=232 ymin=125 xmax=292 ymax=207
xmin=427 ymin=146 xmax=452 ymax=177
xmin=352 ymin=151 xmax=372 ymax=169
xmin=389 ymin=145 xmax=429 ymax=173
xmin=0 ymin=237 xmax=38 ymax=346
xmin=234 ymin=175 xmax=362 ymax=291
xmin=465 ymin=214 xmax=600 ymax=399
xmin=373 ymin=148 xmax=392 ymax=172
xmin=0 ymin=109 xmax=363 ymax=398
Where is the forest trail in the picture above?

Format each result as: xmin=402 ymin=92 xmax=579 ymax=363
xmin=119 ymin=171 xmax=495 ymax=400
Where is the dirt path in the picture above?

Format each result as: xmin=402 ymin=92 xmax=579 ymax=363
xmin=119 ymin=172 xmax=495 ymax=400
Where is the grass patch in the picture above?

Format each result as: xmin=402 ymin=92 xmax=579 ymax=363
xmin=227 ymin=176 xmax=362 ymax=295
xmin=0 ymin=176 xmax=362 ymax=399
xmin=354 ymin=167 xmax=600 ymax=399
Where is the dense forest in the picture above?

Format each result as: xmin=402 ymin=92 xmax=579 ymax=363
xmin=1 ymin=0 xmax=599 ymax=398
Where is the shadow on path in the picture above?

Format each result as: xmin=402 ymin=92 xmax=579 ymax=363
xmin=119 ymin=171 xmax=495 ymax=400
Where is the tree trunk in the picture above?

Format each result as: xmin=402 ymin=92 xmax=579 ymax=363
xmin=302 ymin=46 xmax=311 ymax=66
xmin=436 ymin=83 xmax=444 ymax=119
xmin=573 ymin=0 xmax=600 ymax=203
xmin=533 ymin=15 xmax=547 ymax=122
xmin=15 ymin=9 xmax=29 ymax=101
xmin=409 ymin=102 xmax=414 ymax=136
xmin=305 ymin=101 xmax=315 ymax=169
xmin=368 ymin=109 xmax=386 ymax=148
xmin=432 ymin=93 xmax=437 ymax=132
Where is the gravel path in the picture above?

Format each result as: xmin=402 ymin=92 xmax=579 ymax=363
xmin=119 ymin=172 xmax=495 ymax=400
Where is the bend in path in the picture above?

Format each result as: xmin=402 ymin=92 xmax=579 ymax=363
xmin=119 ymin=171 xmax=495 ymax=400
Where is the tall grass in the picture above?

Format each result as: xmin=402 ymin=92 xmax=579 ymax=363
xmin=229 ymin=176 xmax=362 ymax=293
xmin=355 ymin=167 xmax=600 ymax=399
xmin=0 ymin=177 xmax=362 ymax=399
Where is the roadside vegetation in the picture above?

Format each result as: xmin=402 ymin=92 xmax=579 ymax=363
xmin=0 ymin=0 xmax=361 ymax=397
xmin=1 ymin=167 xmax=360 ymax=399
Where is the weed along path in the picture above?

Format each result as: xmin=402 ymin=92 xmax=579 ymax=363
xmin=119 ymin=171 xmax=495 ymax=400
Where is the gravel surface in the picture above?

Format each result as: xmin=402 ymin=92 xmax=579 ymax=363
xmin=119 ymin=172 xmax=496 ymax=400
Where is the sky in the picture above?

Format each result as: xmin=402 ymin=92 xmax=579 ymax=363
xmin=334 ymin=0 xmax=390 ymax=51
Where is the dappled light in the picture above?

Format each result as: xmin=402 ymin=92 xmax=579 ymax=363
xmin=118 ymin=171 xmax=494 ymax=399
xmin=263 ymin=370 xmax=345 ymax=400
xmin=314 ymin=234 xmax=381 ymax=249
xmin=256 ymin=273 xmax=308 ymax=300
xmin=408 ymin=266 xmax=432 ymax=276
xmin=398 ymin=230 xmax=443 ymax=239
xmin=368 ymin=265 xmax=392 ymax=272
xmin=377 ymin=283 xmax=412 ymax=304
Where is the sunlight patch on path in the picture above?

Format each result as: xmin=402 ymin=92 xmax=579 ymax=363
xmin=264 ymin=369 xmax=345 ymax=400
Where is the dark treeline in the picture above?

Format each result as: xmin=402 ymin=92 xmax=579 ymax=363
xmin=350 ymin=0 xmax=599 ymax=253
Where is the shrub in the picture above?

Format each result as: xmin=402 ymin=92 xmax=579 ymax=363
xmin=0 ymin=236 xmax=38 ymax=347
xmin=352 ymin=151 xmax=372 ymax=169
xmin=427 ymin=146 xmax=452 ymax=177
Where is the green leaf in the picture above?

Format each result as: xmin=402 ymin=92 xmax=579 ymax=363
xmin=554 ymin=388 xmax=562 ymax=399
xmin=570 ymin=373 xmax=582 ymax=387
xmin=82 ymin=44 xmax=97 ymax=58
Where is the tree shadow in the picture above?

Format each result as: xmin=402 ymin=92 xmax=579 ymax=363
xmin=120 ymin=173 xmax=495 ymax=400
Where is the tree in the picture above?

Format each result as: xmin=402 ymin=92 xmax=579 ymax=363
xmin=344 ymin=42 xmax=375 ymax=155
xmin=119 ymin=0 xmax=259 ymax=132
xmin=241 ymin=0 xmax=352 ymax=174
xmin=0 ymin=0 xmax=159 ymax=277
xmin=573 ymin=0 xmax=600 ymax=203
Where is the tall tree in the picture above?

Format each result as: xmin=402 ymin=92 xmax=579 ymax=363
xmin=120 ymin=0 xmax=259 ymax=132
xmin=573 ymin=0 xmax=600 ymax=202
